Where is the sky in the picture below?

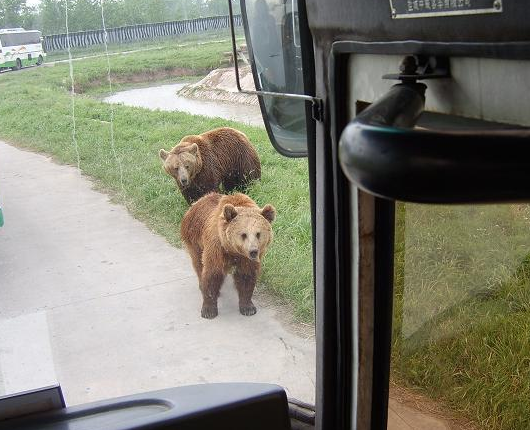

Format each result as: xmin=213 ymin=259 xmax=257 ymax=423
xmin=27 ymin=0 xmax=41 ymax=6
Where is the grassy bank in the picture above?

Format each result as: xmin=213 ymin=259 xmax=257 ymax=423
xmin=0 ymin=40 xmax=313 ymax=322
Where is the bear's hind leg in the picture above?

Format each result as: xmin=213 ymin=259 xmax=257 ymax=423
xmin=200 ymin=269 xmax=225 ymax=319
xmin=187 ymin=245 xmax=203 ymax=278
xmin=234 ymin=270 xmax=258 ymax=316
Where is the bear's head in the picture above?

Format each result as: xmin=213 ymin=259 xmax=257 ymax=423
xmin=159 ymin=143 xmax=202 ymax=188
xmin=220 ymin=203 xmax=276 ymax=262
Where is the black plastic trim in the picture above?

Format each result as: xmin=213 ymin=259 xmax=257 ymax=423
xmin=0 ymin=383 xmax=290 ymax=430
xmin=313 ymin=47 xmax=341 ymax=430
xmin=370 ymin=198 xmax=395 ymax=430
xmin=329 ymin=47 xmax=353 ymax=430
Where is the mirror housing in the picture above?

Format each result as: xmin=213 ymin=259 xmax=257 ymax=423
xmin=229 ymin=0 xmax=316 ymax=157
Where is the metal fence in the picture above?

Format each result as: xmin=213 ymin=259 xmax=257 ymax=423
xmin=43 ymin=14 xmax=242 ymax=52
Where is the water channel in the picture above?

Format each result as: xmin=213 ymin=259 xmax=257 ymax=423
xmin=104 ymin=83 xmax=264 ymax=127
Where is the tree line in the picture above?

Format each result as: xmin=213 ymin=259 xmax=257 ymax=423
xmin=0 ymin=0 xmax=241 ymax=35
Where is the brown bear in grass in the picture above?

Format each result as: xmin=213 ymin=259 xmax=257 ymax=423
xmin=159 ymin=127 xmax=261 ymax=204
xmin=181 ymin=192 xmax=276 ymax=319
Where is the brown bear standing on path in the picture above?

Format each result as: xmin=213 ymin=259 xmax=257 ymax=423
xmin=181 ymin=192 xmax=276 ymax=319
xmin=159 ymin=127 xmax=261 ymax=204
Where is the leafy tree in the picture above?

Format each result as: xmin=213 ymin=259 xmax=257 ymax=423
xmin=70 ymin=0 xmax=101 ymax=31
xmin=0 ymin=0 xmax=26 ymax=28
xmin=20 ymin=6 xmax=39 ymax=29
xmin=118 ymin=0 xmax=167 ymax=25
xmin=40 ymin=0 xmax=66 ymax=34
xmin=24 ymin=0 xmax=241 ymax=35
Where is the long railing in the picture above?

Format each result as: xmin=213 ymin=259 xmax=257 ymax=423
xmin=43 ymin=14 xmax=242 ymax=52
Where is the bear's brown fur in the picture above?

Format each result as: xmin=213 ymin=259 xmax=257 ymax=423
xmin=159 ymin=127 xmax=261 ymax=204
xmin=181 ymin=192 xmax=275 ymax=319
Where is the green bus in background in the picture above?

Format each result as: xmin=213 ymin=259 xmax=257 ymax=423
xmin=0 ymin=28 xmax=45 ymax=71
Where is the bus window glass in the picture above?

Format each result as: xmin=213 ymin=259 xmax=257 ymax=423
xmin=390 ymin=202 xmax=530 ymax=428
xmin=0 ymin=0 xmax=315 ymax=414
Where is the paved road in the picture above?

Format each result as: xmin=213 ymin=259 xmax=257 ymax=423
xmin=0 ymin=142 xmax=458 ymax=429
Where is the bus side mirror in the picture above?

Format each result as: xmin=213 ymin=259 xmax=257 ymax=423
xmin=229 ymin=0 xmax=315 ymax=158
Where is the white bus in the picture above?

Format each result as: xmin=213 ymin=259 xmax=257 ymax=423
xmin=0 ymin=28 xmax=45 ymax=71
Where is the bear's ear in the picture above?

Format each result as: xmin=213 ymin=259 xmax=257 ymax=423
xmin=187 ymin=143 xmax=199 ymax=156
xmin=159 ymin=149 xmax=169 ymax=161
xmin=261 ymin=204 xmax=276 ymax=223
xmin=223 ymin=204 xmax=238 ymax=222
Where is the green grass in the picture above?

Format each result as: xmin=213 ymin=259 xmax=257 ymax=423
xmin=392 ymin=203 xmax=530 ymax=429
xmin=53 ymin=39 xmax=235 ymax=95
xmin=0 ymin=38 xmax=313 ymax=322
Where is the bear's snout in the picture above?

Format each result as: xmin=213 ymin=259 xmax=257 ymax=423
xmin=249 ymin=249 xmax=259 ymax=260
xmin=178 ymin=170 xmax=190 ymax=187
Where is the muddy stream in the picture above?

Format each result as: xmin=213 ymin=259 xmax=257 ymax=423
xmin=104 ymin=83 xmax=264 ymax=127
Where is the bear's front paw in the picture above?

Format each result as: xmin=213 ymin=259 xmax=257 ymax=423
xmin=239 ymin=304 xmax=257 ymax=316
xmin=201 ymin=305 xmax=218 ymax=319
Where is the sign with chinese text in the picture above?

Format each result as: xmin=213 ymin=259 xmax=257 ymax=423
xmin=390 ymin=0 xmax=502 ymax=19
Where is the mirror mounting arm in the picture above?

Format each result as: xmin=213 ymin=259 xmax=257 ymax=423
xmin=311 ymin=98 xmax=324 ymax=122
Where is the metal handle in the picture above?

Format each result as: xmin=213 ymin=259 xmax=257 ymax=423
xmin=339 ymin=83 xmax=530 ymax=204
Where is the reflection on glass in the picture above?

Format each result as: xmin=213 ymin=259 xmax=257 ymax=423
xmin=390 ymin=203 xmax=530 ymax=429
xmin=243 ymin=0 xmax=308 ymax=155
